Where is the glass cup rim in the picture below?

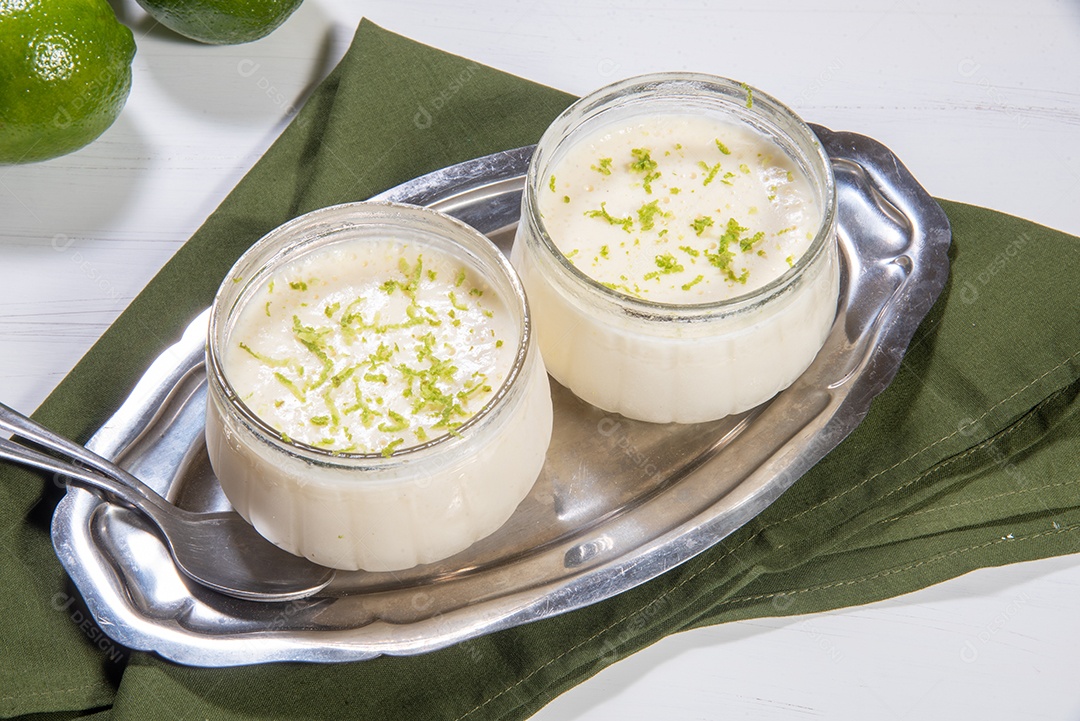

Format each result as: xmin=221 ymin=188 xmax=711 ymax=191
xmin=206 ymin=200 xmax=534 ymax=465
xmin=524 ymin=71 xmax=837 ymax=319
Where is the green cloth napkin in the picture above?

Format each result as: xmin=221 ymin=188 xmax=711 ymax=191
xmin=2 ymin=19 xmax=1079 ymax=720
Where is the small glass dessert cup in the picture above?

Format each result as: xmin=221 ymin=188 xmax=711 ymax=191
xmin=205 ymin=202 xmax=553 ymax=572
xmin=511 ymin=72 xmax=839 ymax=424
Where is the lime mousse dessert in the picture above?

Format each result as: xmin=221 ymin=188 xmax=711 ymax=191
xmin=512 ymin=73 xmax=839 ymax=424
xmin=206 ymin=203 xmax=552 ymax=572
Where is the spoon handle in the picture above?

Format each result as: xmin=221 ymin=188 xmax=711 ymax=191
xmin=0 ymin=401 xmax=164 ymax=504
xmin=0 ymin=436 xmax=173 ymax=521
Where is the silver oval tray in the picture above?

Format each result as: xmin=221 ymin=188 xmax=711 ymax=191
xmin=51 ymin=126 xmax=951 ymax=667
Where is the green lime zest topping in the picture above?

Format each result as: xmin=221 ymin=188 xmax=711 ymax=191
xmin=644 ymin=252 xmax=684 ymax=281
xmin=273 ymin=372 xmax=306 ymax=402
xmin=238 ymin=341 xmax=302 ymax=373
xmin=739 ymin=163 xmax=750 ymax=175
xmin=720 ymin=218 xmax=746 ymax=245
xmin=563 ymin=195 xmax=570 ymax=204
xmin=455 ymin=268 xmax=466 ymax=287
xmin=629 ymin=148 xmax=661 ymax=193
xmin=679 ymin=245 xmax=700 ymax=257
xmin=343 ymin=379 xmax=378 ymax=427
xmin=691 ymin=215 xmax=714 ymax=236
xmin=448 ymin=290 xmax=469 ymax=311
xmin=378 ymin=410 xmax=410 ymax=433
xmin=366 ymin=342 xmax=394 ymax=370
xmin=310 ymin=416 xmax=330 ymax=426
xmin=599 ymin=245 xmax=610 ymax=259
xmin=637 ymin=199 xmax=664 ymax=231
xmin=289 ymin=280 xmax=308 ymax=291
xmin=715 ymin=139 xmax=732 ymax=155
xmin=705 ymin=246 xmax=748 ymax=284
xmin=699 ymin=160 xmax=722 ymax=187
xmin=549 ymin=174 xmax=556 ymax=192
xmin=601 ymin=281 xmax=637 ymax=294
xmin=291 ymin=315 xmax=334 ymax=390
xmin=456 ymin=378 xmax=492 ymax=403
xmin=398 ymin=256 xmax=423 ymax=296
xmin=704 ymin=244 xmax=734 ymax=273
xmin=786 ymin=255 xmax=795 ymax=267
xmin=591 ymin=157 xmax=613 ymax=175
xmin=654 ymin=252 xmax=683 ymax=272
xmin=584 ymin=202 xmax=633 ymax=233
xmin=739 ymin=230 xmax=766 ymax=253
xmin=742 ymin=82 xmax=753 ymax=108
xmin=681 ymin=275 xmax=704 ymax=291
xmin=381 ymin=438 xmax=405 ymax=457
xmin=697 ymin=218 xmax=761 ymax=283
xmin=321 ymin=388 xmax=341 ymax=426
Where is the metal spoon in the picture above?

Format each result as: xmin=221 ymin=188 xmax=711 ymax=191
xmin=0 ymin=402 xmax=335 ymax=602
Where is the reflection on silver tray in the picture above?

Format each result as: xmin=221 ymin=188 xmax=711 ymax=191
xmin=51 ymin=126 xmax=950 ymax=667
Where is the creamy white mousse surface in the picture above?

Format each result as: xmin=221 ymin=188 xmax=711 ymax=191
xmin=224 ymin=240 xmax=514 ymax=456
xmin=540 ymin=114 xmax=820 ymax=304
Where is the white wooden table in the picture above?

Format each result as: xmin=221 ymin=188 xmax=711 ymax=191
xmin=2 ymin=1 xmax=1079 ymax=717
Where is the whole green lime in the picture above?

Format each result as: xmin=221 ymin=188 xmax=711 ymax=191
xmin=0 ymin=0 xmax=136 ymax=165
xmin=136 ymin=0 xmax=303 ymax=45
